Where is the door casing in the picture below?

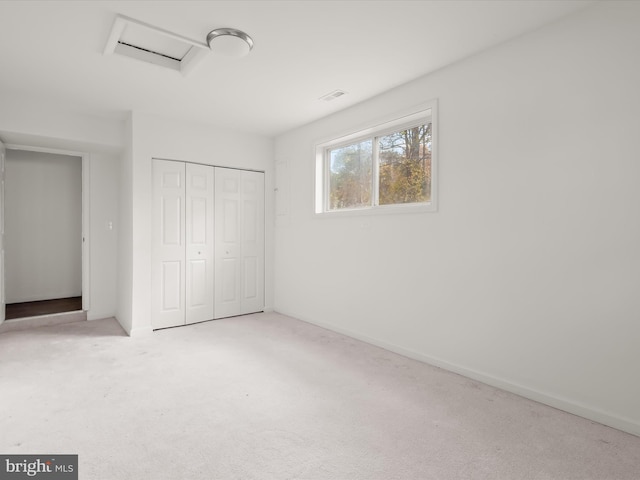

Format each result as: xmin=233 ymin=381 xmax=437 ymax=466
xmin=1 ymin=144 xmax=90 ymax=317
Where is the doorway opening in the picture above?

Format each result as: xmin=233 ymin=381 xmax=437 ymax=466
xmin=3 ymin=148 xmax=86 ymax=322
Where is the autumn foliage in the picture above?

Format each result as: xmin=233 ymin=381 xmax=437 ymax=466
xmin=329 ymin=123 xmax=431 ymax=210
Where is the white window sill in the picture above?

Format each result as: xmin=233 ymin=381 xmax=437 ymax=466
xmin=315 ymin=202 xmax=437 ymax=218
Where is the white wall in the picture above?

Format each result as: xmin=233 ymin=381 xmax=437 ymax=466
xmin=87 ymin=152 xmax=119 ymax=320
xmin=116 ymin=117 xmax=134 ymax=333
xmin=0 ymin=95 xmax=123 ymax=153
xmin=274 ymin=1 xmax=640 ymax=436
xmin=5 ymin=150 xmax=82 ymax=303
xmin=121 ymin=112 xmax=274 ymax=336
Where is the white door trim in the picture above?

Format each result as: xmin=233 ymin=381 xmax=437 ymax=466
xmin=3 ymin=143 xmax=90 ymax=314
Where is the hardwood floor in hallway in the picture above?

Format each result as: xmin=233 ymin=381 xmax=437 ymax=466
xmin=5 ymin=297 xmax=82 ymax=320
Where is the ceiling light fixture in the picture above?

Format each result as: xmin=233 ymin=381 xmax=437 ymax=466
xmin=206 ymin=28 xmax=254 ymax=57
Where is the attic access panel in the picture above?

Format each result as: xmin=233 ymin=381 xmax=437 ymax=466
xmin=103 ymin=15 xmax=209 ymax=76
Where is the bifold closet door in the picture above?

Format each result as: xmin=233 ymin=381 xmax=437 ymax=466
xmin=185 ymin=163 xmax=214 ymax=324
xmin=214 ymin=167 xmax=264 ymax=319
xmin=152 ymin=160 xmax=214 ymax=329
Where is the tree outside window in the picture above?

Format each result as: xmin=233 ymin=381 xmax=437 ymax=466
xmin=327 ymin=122 xmax=431 ymax=211
xmin=378 ymin=124 xmax=431 ymax=205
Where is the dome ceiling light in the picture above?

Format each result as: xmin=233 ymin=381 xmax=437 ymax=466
xmin=206 ymin=28 xmax=254 ymax=57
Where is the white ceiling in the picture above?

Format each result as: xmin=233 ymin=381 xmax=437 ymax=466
xmin=0 ymin=0 xmax=595 ymax=138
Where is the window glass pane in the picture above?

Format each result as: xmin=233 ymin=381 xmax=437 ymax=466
xmin=378 ymin=123 xmax=432 ymax=205
xmin=328 ymin=140 xmax=373 ymax=210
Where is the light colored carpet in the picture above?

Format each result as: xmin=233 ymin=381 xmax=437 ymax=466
xmin=0 ymin=312 xmax=638 ymax=479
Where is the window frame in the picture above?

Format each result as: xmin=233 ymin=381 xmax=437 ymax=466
xmin=315 ymin=101 xmax=437 ymax=216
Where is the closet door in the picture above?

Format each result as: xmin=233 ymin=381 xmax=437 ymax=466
xmin=214 ymin=167 xmax=241 ymax=318
xmin=153 ymin=160 xmax=215 ymax=329
xmin=214 ymin=167 xmax=264 ymax=319
xmin=152 ymin=160 xmax=186 ymax=329
xmin=185 ymin=163 xmax=214 ymax=324
xmin=240 ymin=170 xmax=265 ymax=315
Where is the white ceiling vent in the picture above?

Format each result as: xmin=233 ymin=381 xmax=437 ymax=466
xmin=319 ymin=90 xmax=347 ymax=102
xmin=104 ymin=15 xmax=209 ymax=76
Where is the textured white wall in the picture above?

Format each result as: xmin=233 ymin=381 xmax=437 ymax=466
xmin=124 ymin=112 xmax=274 ymax=336
xmin=5 ymin=150 xmax=82 ymax=302
xmin=274 ymin=1 xmax=640 ymax=435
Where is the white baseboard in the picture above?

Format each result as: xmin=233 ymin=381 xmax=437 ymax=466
xmin=275 ymin=309 xmax=640 ymax=438
xmin=113 ymin=316 xmax=152 ymax=337
xmin=127 ymin=326 xmax=153 ymax=337
xmin=87 ymin=310 xmax=116 ymax=321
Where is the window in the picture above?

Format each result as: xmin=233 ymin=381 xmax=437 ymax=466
xmin=315 ymin=102 xmax=436 ymax=215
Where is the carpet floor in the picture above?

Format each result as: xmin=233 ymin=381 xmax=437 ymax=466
xmin=0 ymin=312 xmax=638 ymax=479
